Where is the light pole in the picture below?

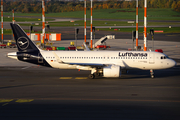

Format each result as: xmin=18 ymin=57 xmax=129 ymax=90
xmin=75 ymin=28 xmax=79 ymax=48
xmin=150 ymin=29 xmax=154 ymax=51
xmin=1 ymin=0 xmax=3 ymax=44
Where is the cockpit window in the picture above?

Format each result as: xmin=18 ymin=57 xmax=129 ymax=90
xmin=161 ymin=56 xmax=166 ymax=59
xmin=161 ymin=55 xmax=169 ymax=59
xmin=165 ymin=55 xmax=169 ymax=59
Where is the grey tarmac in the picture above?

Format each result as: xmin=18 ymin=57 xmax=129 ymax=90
xmin=0 ymin=66 xmax=180 ymax=120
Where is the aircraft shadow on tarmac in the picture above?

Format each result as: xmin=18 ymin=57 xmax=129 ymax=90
xmin=0 ymin=66 xmax=179 ymax=80
xmin=55 ymin=66 xmax=180 ymax=79
xmin=119 ymin=68 xmax=180 ymax=79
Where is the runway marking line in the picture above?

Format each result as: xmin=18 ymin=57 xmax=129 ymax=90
xmin=2 ymin=103 xmax=9 ymax=106
xmin=59 ymin=77 xmax=72 ymax=79
xmin=15 ymin=99 xmax=34 ymax=103
xmin=75 ymin=77 xmax=88 ymax=79
xmin=0 ymin=99 xmax=13 ymax=103
xmin=0 ymin=99 xmax=13 ymax=107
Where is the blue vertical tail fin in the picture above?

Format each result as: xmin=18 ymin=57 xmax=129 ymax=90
xmin=10 ymin=23 xmax=39 ymax=52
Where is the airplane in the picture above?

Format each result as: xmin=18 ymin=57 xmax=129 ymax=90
xmin=7 ymin=23 xmax=176 ymax=79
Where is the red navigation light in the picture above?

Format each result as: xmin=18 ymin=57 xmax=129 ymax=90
xmin=155 ymin=49 xmax=163 ymax=53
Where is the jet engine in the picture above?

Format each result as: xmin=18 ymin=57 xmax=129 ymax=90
xmin=103 ymin=65 xmax=121 ymax=77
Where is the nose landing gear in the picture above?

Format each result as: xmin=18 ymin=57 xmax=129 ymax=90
xmin=150 ymin=69 xmax=154 ymax=78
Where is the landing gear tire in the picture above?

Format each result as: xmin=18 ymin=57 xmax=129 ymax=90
xmin=151 ymin=75 xmax=154 ymax=78
xmin=150 ymin=69 xmax=154 ymax=79
xmin=89 ymin=74 xmax=95 ymax=79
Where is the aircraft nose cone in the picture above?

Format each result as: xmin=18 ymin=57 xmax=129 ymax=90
xmin=171 ymin=59 xmax=176 ymax=67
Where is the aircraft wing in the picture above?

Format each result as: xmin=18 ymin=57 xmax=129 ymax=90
xmin=67 ymin=62 xmax=106 ymax=68
xmin=64 ymin=62 xmax=126 ymax=70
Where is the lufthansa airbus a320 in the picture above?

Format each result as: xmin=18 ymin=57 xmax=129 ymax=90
xmin=7 ymin=23 xmax=176 ymax=79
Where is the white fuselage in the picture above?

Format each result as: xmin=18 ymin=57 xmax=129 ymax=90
xmin=41 ymin=50 xmax=176 ymax=70
xmin=9 ymin=23 xmax=177 ymax=78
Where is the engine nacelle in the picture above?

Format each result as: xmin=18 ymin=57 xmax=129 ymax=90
xmin=103 ymin=65 xmax=121 ymax=77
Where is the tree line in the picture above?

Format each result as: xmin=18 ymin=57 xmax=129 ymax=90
xmin=2 ymin=0 xmax=180 ymax=13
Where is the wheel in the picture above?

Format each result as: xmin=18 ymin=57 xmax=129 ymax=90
xmin=150 ymin=69 xmax=154 ymax=79
xmin=151 ymin=75 xmax=154 ymax=79
xmin=88 ymin=74 xmax=95 ymax=79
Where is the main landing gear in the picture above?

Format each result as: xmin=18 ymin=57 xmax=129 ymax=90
xmin=89 ymin=74 xmax=95 ymax=79
xmin=150 ymin=69 xmax=154 ymax=78
xmin=88 ymin=68 xmax=103 ymax=79
xmin=88 ymin=68 xmax=97 ymax=79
